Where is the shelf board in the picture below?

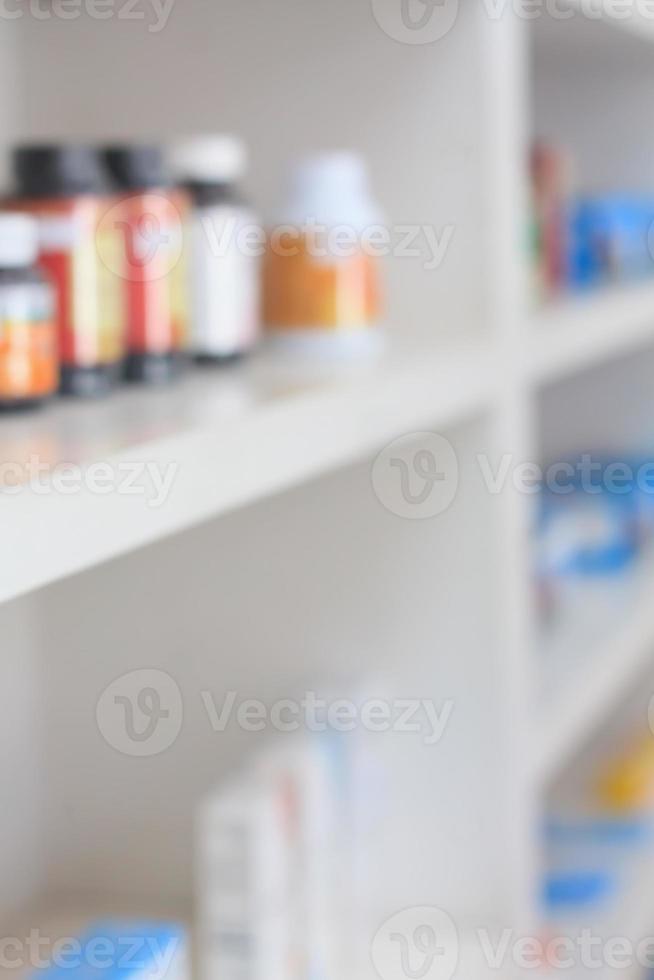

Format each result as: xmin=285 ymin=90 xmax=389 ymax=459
xmin=536 ymin=561 xmax=654 ymax=784
xmin=530 ymin=282 xmax=654 ymax=385
xmin=0 ymin=330 xmax=493 ymax=605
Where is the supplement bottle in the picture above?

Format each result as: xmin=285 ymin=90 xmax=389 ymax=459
xmin=0 ymin=214 xmax=58 ymax=409
xmin=171 ymin=135 xmax=260 ymax=362
xmin=11 ymin=145 xmax=125 ymax=397
xmin=263 ymin=153 xmax=383 ymax=358
xmin=103 ymin=145 xmax=189 ymax=383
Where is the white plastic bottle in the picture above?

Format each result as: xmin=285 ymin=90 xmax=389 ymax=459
xmin=263 ymin=152 xmax=385 ymax=359
xmin=171 ymin=135 xmax=260 ymax=361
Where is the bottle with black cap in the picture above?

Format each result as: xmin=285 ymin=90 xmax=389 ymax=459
xmin=103 ymin=145 xmax=189 ymax=384
xmin=10 ymin=145 xmax=125 ymax=397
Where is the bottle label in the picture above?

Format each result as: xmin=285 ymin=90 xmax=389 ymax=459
xmin=97 ymin=191 xmax=188 ymax=356
xmin=0 ymin=282 xmax=58 ymax=401
xmin=21 ymin=198 xmax=126 ymax=368
xmin=263 ymin=232 xmax=380 ymax=331
xmin=191 ymin=205 xmax=260 ymax=356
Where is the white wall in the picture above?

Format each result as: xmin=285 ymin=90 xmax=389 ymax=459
xmin=532 ymin=15 xmax=654 ymax=192
xmin=13 ymin=0 xmax=487 ymax=335
xmin=0 ymin=19 xmax=21 ymax=189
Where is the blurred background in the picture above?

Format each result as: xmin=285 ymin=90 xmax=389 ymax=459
xmin=3 ymin=3 xmax=654 ymax=980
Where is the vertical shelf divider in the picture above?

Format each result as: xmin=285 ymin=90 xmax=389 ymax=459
xmin=481 ymin=3 xmax=541 ymax=935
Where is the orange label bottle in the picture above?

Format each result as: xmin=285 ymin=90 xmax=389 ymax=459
xmin=263 ymin=153 xmax=384 ymax=358
xmin=102 ymin=146 xmax=189 ymax=384
xmin=0 ymin=214 xmax=59 ymax=409
xmin=11 ymin=145 xmax=125 ymax=397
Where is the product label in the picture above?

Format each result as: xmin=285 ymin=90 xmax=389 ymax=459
xmin=192 ymin=206 xmax=260 ymax=356
xmin=0 ymin=282 xmax=58 ymax=400
xmin=39 ymin=214 xmax=86 ymax=252
xmin=98 ymin=191 xmax=188 ymax=356
xmin=263 ymin=232 xmax=380 ymax=331
xmin=96 ymin=224 xmax=126 ymax=360
xmin=16 ymin=198 xmax=126 ymax=368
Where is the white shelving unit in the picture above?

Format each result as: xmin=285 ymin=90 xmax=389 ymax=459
xmin=3 ymin=3 xmax=654 ymax=979
xmin=531 ymin=282 xmax=654 ymax=383
xmin=537 ymin=556 xmax=654 ymax=783
xmin=0 ymin=332 xmax=494 ymax=605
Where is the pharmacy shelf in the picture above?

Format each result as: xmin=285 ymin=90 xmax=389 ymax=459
xmin=603 ymin=868 xmax=654 ymax=980
xmin=607 ymin=847 xmax=654 ymax=980
xmin=536 ymin=560 xmax=654 ymax=784
xmin=0 ymin=331 xmax=494 ymax=605
xmin=576 ymin=844 xmax=654 ymax=980
xmin=539 ymin=843 xmax=654 ymax=980
xmin=529 ymin=281 xmax=654 ymax=385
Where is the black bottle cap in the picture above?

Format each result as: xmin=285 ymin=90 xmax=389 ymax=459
xmin=183 ymin=181 xmax=243 ymax=207
xmin=103 ymin=145 xmax=169 ymax=190
xmin=13 ymin=145 xmax=110 ymax=198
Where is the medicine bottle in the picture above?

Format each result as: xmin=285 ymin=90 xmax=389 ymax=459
xmin=263 ymin=153 xmax=383 ymax=358
xmin=103 ymin=145 xmax=189 ymax=383
xmin=12 ymin=145 xmax=125 ymax=397
xmin=0 ymin=214 xmax=58 ymax=409
xmin=172 ymin=135 xmax=260 ymax=361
